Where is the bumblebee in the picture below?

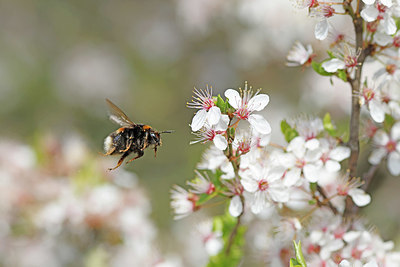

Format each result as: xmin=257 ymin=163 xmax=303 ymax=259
xmin=103 ymin=99 xmax=171 ymax=171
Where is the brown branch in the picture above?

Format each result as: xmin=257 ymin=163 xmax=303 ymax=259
xmin=361 ymin=164 xmax=380 ymax=191
xmin=317 ymin=186 xmax=338 ymax=215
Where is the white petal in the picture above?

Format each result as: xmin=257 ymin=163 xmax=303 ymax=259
xmin=248 ymin=114 xmax=271 ymax=134
xmin=373 ymin=32 xmax=393 ymax=46
xmin=325 ymin=160 xmax=341 ymax=172
xmin=329 ymin=146 xmax=351 ymax=161
xmin=339 ymin=260 xmax=351 ymax=267
xmin=251 ymin=191 xmax=269 ymax=214
xmin=364 ymin=260 xmax=378 ymax=267
xmin=241 ymin=177 xmax=258 ymax=193
xmin=269 ymin=186 xmax=289 ymax=203
xmin=224 ymin=89 xmax=241 ymax=109
xmin=287 ymin=136 xmax=306 ymax=158
xmin=303 ymin=164 xmax=321 ymax=183
xmin=391 ymin=122 xmax=400 ymax=141
xmin=349 ymin=188 xmax=371 ymax=206
xmin=383 ymin=15 xmax=397 ymax=35
xmin=206 ymin=106 xmax=221 ymax=125
xmin=361 ymin=6 xmax=379 ymax=22
xmin=373 ymin=129 xmax=389 ymax=146
xmin=268 ymin=166 xmax=286 ymax=182
xmin=315 ymin=19 xmax=329 ymax=40
xmin=205 ymin=238 xmax=223 ymax=256
xmin=283 ymin=168 xmax=301 ymax=187
xmin=191 ymin=109 xmax=207 ymax=131
xmin=362 ymin=0 xmax=375 ymax=4
xmin=322 ymin=58 xmax=345 ymax=73
xmin=388 ymin=151 xmax=400 ymax=176
xmin=214 ymin=114 xmax=229 ymax=131
xmin=229 ymin=195 xmax=243 ymax=217
xmin=368 ymin=148 xmax=387 ymax=165
xmin=305 ymin=139 xmax=320 ymax=150
xmin=343 ymin=231 xmax=361 ymax=242
xmin=248 ymin=94 xmax=270 ymax=112
xmin=213 ymin=135 xmax=228 ymax=150
xmin=381 ymin=0 xmax=392 ymax=7
xmin=369 ymin=100 xmax=386 ymax=123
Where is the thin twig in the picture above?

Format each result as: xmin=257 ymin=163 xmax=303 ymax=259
xmin=225 ymin=212 xmax=242 ymax=255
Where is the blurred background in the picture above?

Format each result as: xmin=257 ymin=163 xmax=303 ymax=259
xmin=0 ymin=0 xmax=399 ymax=266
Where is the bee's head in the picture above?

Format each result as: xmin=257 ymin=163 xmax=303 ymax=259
xmin=149 ymin=131 xmax=162 ymax=146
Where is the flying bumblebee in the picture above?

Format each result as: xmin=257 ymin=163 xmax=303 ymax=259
xmin=103 ymin=98 xmax=171 ymax=171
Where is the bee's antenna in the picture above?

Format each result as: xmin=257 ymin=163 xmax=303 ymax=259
xmin=161 ymin=130 xmax=174 ymax=134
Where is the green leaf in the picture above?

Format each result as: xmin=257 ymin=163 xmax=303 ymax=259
xmin=281 ymin=120 xmax=299 ymax=143
xmin=323 ymin=113 xmax=337 ymax=137
xmin=290 ymin=258 xmax=302 ymax=267
xmin=309 ymin=182 xmax=317 ymax=193
xmin=384 ymin=114 xmax=395 ymax=132
xmin=326 ymin=50 xmax=335 ymax=59
xmin=337 ymin=69 xmax=348 ymax=82
xmin=216 ymin=94 xmax=226 ymax=113
xmin=293 ymin=240 xmax=307 ymax=267
xmin=312 ymin=61 xmax=333 ymax=77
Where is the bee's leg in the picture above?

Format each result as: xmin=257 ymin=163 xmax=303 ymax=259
xmin=99 ymin=147 xmax=116 ymax=156
xmin=125 ymin=150 xmax=144 ymax=164
xmin=154 ymin=145 xmax=158 ymax=158
xmin=108 ymin=151 xmax=130 ymax=171
xmin=120 ymin=139 xmax=133 ymax=153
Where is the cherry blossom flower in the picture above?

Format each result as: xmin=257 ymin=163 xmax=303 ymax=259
xmin=190 ymin=115 xmax=229 ymax=150
xmin=187 ymin=171 xmax=215 ymax=195
xmin=317 ymin=138 xmax=351 ymax=172
xmin=170 ymin=185 xmax=199 ymax=219
xmin=187 ymin=87 xmax=222 ymax=132
xmin=279 ymin=136 xmax=323 ymax=185
xmin=291 ymin=116 xmax=324 ymax=150
xmin=361 ymin=2 xmax=396 ymax=35
xmin=286 ymin=41 xmax=315 ymax=67
xmin=335 ymin=176 xmax=371 ymax=207
xmin=360 ymin=86 xmax=387 ymax=123
xmin=224 ymin=84 xmax=271 ymax=134
xmin=240 ymin=163 xmax=288 ymax=214
xmin=322 ymin=45 xmax=360 ymax=73
xmin=368 ymin=122 xmax=400 ymax=175
xmin=196 ymin=220 xmax=223 ymax=256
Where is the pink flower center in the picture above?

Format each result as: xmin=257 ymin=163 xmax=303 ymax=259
xmin=188 ymin=193 xmax=199 ymax=211
xmin=393 ymin=36 xmax=400 ymax=48
xmin=205 ymin=130 xmax=216 ymax=141
xmin=363 ymin=88 xmax=375 ymax=103
xmin=367 ymin=21 xmax=378 ymax=33
xmin=295 ymin=159 xmax=306 ymax=169
xmin=307 ymin=244 xmax=321 ymax=254
xmin=258 ymin=179 xmax=269 ymax=191
xmin=238 ymin=140 xmax=251 ymax=154
xmin=377 ymin=3 xmax=387 ymax=13
xmin=234 ymin=107 xmax=250 ymax=120
xmin=344 ymin=55 xmax=357 ymax=68
xmin=203 ymin=98 xmax=214 ymax=111
xmin=386 ymin=64 xmax=397 ymax=75
xmin=337 ymin=184 xmax=348 ymax=196
xmin=385 ymin=140 xmax=397 ymax=153
xmin=320 ymin=153 xmax=330 ymax=163
xmin=351 ymin=248 xmax=362 ymax=259
xmin=206 ymin=183 xmax=215 ymax=195
xmin=322 ymin=5 xmax=335 ymax=18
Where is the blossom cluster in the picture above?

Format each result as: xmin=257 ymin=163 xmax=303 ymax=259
xmin=169 ymin=84 xmax=400 ymax=263
xmin=0 ymin=136 xmax=180 ymax=267
xmin=246 ymin=207 xmax=400 ymax=266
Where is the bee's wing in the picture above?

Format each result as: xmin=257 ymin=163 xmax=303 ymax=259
xmin=106 ymin=98 xmax=136 ymax=127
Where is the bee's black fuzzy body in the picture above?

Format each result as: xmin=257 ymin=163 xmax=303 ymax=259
xmin=103 ymin=99 xmax=166 ymax=171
